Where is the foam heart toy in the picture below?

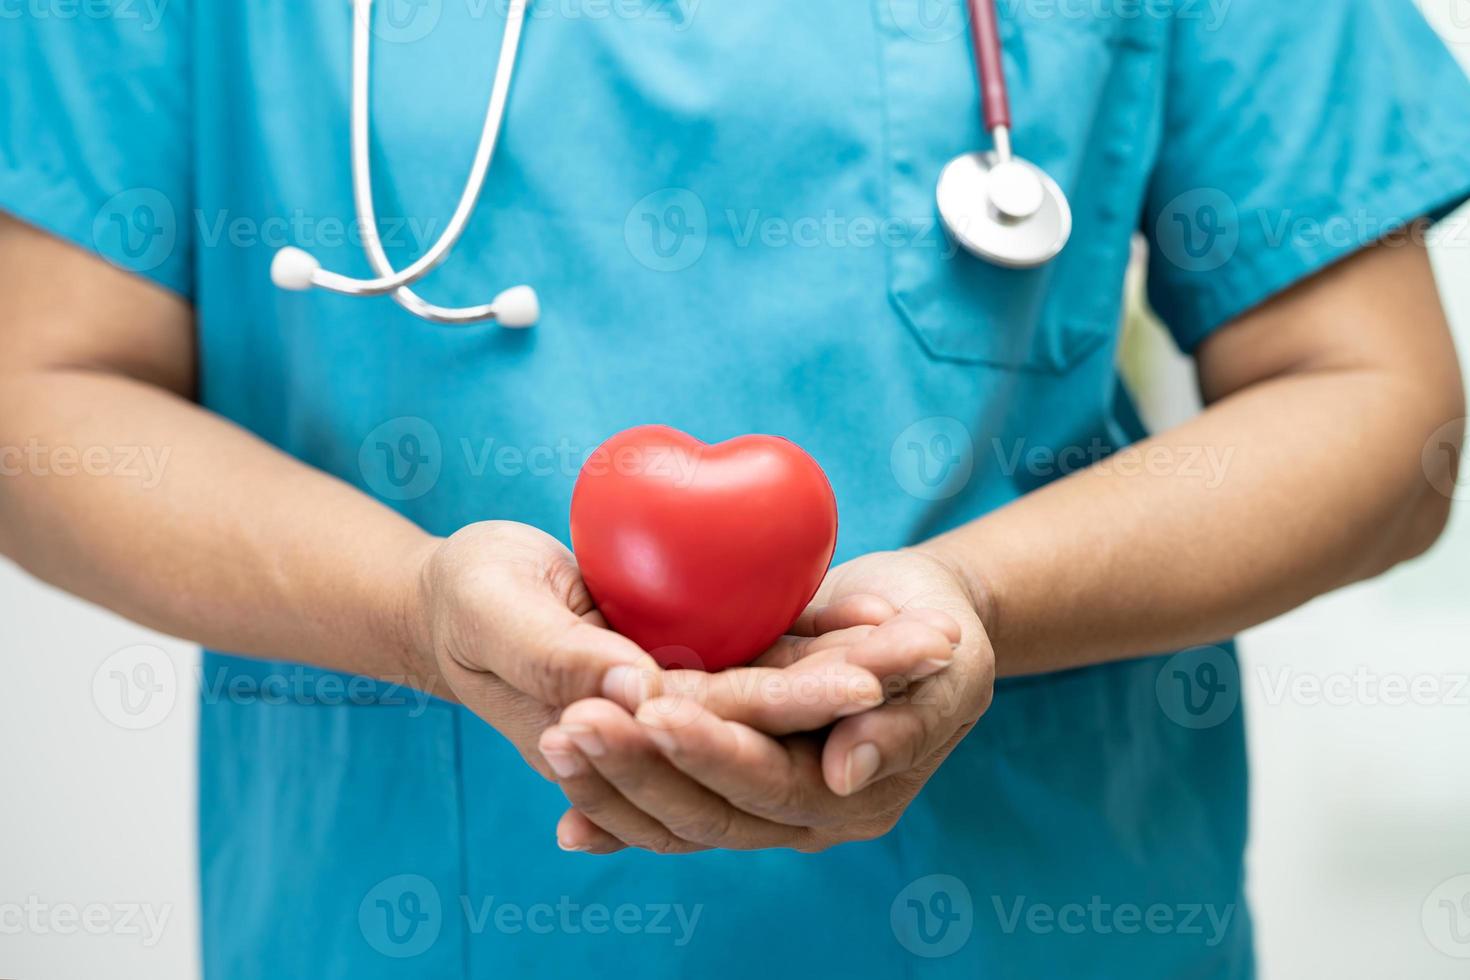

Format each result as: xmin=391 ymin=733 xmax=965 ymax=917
xmin=570 ymin=425 xmax=838 ymax=671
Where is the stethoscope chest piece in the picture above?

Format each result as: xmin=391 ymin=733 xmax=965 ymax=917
xmin=937 ymin=150 xmax=1072 ymax=269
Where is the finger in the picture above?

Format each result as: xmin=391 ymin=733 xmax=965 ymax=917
xmin=561 ymin=699 xmax=803 ymax=850
xmin=636 ymin=696 xmax=839 ymax=829
xmin=822 ymin=653 xmax=993 ymax=796
xmin=787 ymin=594 xmax=896 ymax=637
xmin=755 ymin=613 xmax=960 ymax=684
xmin=488 ymin=591 xmax=661 ymax=711
xmin=749 ymin=624 xmax=879 ymax=668
xmin=538 ymin=722 xmax=706 ymax=855
xmin=658 ymin=659 xmax=884 ymax=735
xmin=555 ymin=809 xmax=627 ymax=855
xmin=678 ymin=615 xmax=960 ymax=734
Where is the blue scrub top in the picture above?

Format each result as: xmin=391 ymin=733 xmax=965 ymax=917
xmin=6 ymin=1 xmax=1470 ymax=976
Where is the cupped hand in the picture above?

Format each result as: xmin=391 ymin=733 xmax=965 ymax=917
xmin=541 ymin=548 xmax=996 ymax=853
xmin=409 ymin=522 xmax=936 ymax=783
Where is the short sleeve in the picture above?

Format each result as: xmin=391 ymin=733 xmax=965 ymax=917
xmin=1142 ymin=0 xmax=1470 ymax=352
xmin=0 ymin=3 xmax=192 ymax=297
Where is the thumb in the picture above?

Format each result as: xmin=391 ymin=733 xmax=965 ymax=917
xmin=477 ymin=586 xmax=661 ymax=710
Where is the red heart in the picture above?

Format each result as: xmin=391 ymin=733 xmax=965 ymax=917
xmin=571 ymin=425 xmax=838 ymax=671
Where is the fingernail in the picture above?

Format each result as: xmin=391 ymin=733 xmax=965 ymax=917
xmin=557 ymin=834 xmax=590 ymax=853
xmin=844 ymin=742 xmax=881 ymax=795
xmin=847 ymin=676 xmax=883 ymax=703
xmin=544 ymin=748 xmax=583 ymax=778
xmin=562 ymin=723 xmax=606 ymax=758
xmin=539 ymin=729 xmax=586 ymax=778
xmin=834 ymin=679 xmax=885 ymax=717
xmin=603 ymin=664 xmax=653 ymax=707
xmin=913 ymin=657 xmax=952 ymax=680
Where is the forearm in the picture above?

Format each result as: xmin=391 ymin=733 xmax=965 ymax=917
xmin=0 ymin=368 xmax=437 ymax=684
xmin=921 ymin=365 xmax=1461 ymax=677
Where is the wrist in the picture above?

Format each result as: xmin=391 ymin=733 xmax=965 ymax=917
xmin=913 ymin=536 xmax=1002 ymax=644
xmin=387 ymin=534 xmax=446 ymax=697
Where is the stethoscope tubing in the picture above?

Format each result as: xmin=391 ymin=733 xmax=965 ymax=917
xmin=966 ymin=0 xmax=1012 ymax=132
xmin=275 ymin=0 xmax=532 ymax=325
xmin=345 ymin=0 xmax=527 ymax=320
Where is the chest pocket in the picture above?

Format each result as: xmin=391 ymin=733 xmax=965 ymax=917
xmin=874 ymin=0 xmax=1164 ymax=372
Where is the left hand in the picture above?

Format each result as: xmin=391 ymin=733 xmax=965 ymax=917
xmin=540 ymin=548 xmax=996 ymax=854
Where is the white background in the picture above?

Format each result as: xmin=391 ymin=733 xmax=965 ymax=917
xmin=4 ymin=2 xmax=1470 ymax=976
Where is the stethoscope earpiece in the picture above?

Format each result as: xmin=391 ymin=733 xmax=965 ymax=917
xmin=270 ymin=0 xmax=537 ymax=327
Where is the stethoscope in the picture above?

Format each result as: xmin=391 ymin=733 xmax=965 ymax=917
xmin=269 ymin=0 xmax=1071 ymax=327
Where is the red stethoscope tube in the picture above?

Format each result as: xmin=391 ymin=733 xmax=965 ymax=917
xmin=965 ymin=0 xmax=1011 ymax=131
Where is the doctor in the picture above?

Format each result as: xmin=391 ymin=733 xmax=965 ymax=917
xmin=2 ymin=0 xmax=1469 ymax=977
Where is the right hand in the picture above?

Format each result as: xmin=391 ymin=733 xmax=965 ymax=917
xmin=408 ymin=521 xmax=937 ymax=781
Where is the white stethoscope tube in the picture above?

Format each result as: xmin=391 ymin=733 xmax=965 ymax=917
xmin=270 ymin=0 xmax=539 ymax=327
xmin=272 ymin=0 xmax=1069 ymax=325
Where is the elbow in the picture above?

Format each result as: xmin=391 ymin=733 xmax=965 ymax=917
xmin=1405 ymin=420 xmax=1464 ymax=559
xmin=1380 ymin=413 xmax=1464 ymax=570
xmin=1397 ymin=480 xmax=1455 ymax=563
